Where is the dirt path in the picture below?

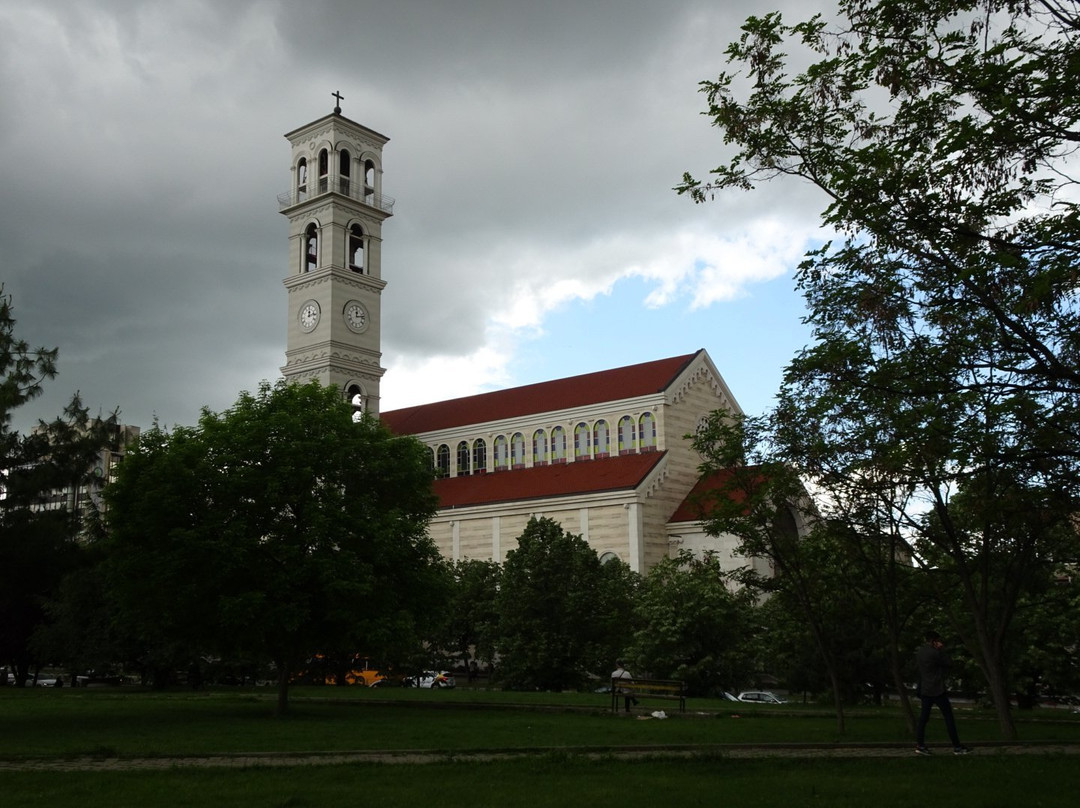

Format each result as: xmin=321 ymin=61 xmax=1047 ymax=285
xmin=3 ymin=743 xmax=1078 ymax=771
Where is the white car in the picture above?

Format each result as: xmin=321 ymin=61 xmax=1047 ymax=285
xmin=737 ymin=690 xmax=786 ymax=704
xmin=403 ymin=670 xmax=456 ymax=689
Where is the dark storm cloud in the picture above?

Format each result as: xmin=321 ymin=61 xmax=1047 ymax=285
xmin=0 ymin=0 xmax=829 ymax=431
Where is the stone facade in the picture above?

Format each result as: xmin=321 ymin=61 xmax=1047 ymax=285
xmin=279 ymin=111 xmax=392 ymax=414
xmin=382 ymin=350 xmax=743 ymax=574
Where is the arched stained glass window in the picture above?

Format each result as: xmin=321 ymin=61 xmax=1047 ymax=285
xmin=511 ymin=433 xmax=526 ymax=468
xmin=532 ymin=429 xmax=548 ymax=465
xmin=494 ymin=435 xmax=509 ymax=471
xmin=473 ymin=439 xmax=488 ymax=473
xmin=435 ymin=444 xmax=450 ymax=479
xmin=618 ymin=416 xmax=635 ymax=454
xmin=456 ymin=441 xmax=470 ymax=476
xmin=551 ymin=426 xmax=567 ymax=463
xmin=639 ymin=412 xmax=656 ymax=450
xmin=593 ymin=420 xmax=610 ymax=457
xmin=574 ymin=422 xmax=590 ymax=460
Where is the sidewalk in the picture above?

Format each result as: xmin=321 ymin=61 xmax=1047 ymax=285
xmin=3 ymin=742 xmax=1078 ymax=771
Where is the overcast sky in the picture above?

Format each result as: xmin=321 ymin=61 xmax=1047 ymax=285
xmin=1 ymin=0 xmax=834 ymax=433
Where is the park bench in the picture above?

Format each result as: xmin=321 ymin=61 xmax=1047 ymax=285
xmin=610 ymin=677 xmax=686 ymax=713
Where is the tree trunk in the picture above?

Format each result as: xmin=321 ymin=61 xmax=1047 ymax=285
xmin=828 ymin=665 xmax=847 ymax=734
xmin=976 ymin=646 xmax=1018 ymax=740
xmin=953 ymin=563 xmax=1019 ymax=741
xmin=985 ymin=671 xmax=1016 ymax=739
xmin=13 ymin=660 xmax=30 ymax=688
xmin=275 ymin=664 xmax=291 ymax=717
xmin=887 ymin=638 xmax=916 ymax=734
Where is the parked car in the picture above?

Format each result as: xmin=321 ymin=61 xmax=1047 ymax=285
xmin=403 ymin=671 xmax=456 ymax=689
xmin=343 ymin=659 xmax=390 ymax=688
xmin=737 ymin=690 xmax=786 ymax=704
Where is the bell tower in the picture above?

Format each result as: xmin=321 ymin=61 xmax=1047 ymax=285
xmin=278 ymin=93 xmax=393 ymax=415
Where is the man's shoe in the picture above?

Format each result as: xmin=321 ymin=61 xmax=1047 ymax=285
xmin=915 ymin=746 xmax=932 ymax=756
xmin=953 ymin=746 xmax=972 ymax=755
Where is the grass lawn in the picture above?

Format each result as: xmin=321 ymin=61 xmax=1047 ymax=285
xmin=4 ymin=754 xmax=1080 ymax=808
xmin=2 ymin=686 xmax=1078 ymax=806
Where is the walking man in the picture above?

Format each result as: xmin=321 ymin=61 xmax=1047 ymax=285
xmin=915 ymin=630 xmax=971 ymax=755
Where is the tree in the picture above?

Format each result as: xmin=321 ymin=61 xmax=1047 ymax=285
xmin=592 ymin=554 xmax=641 ymax=676
xmin=690 ymin=413 xmax=860 ymax=730
xmin=1009 ymin=567 xmax=1080 ymax=706
xmin=750 ymin=400 xmax=936 ymax=727
xmin=104 ymin=380 xmax=442 ymax=714
xmin=0 ymin=289 xmax=117 ymax=686
xmin=439 ymin=559 xmax=501 ymax=670
xmin=681 ymin=0 xmax=1080 ymax=402
xmin=495 ymin=517 xmax=633 ymax=691
xmin=30 ymin=538 xmax=137 ymax=684
xmin=679 ymin=0 xmax=1080 ymax=740
xmin=627 ymin=551 xmax=758 ymax=697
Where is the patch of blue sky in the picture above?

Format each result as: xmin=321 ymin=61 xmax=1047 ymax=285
xmin=507 ymin=271 xmax=813 ymax=418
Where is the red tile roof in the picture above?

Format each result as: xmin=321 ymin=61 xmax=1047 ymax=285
xmin=669 ymin=466 xmax=761 ymax=523
xmin=433 ymin=451 xmax=666 ymax=508
xmin=382 ymin=351 xmax=702 ymax=435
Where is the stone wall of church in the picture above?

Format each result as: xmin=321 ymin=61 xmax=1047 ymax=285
xmin=420 ymin=355 xmax=739 ymax=574
xmin=427 ymin=499 xmax=642 ymax=566
xmin=427 ymin=519 xmax=453 ymax=558
xmin=494 ymin=513 xmax=534 ymax=558
xmin=456 ymin=517 xmax=493 ymax=560
xmin=673 ymin=525 xmax=767 ymax=575
xmin=584 ymin=503 xmax=635 ymax=558
xmin=639 ymin=365 xmax=738 ymax=569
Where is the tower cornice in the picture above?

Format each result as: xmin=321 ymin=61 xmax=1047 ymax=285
xmin=283 ymin=267 xmax=387 ymax=295
xmin=284 ymin=112 xmax=389 ymax=148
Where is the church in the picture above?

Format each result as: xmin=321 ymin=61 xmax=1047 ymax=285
xmin=277 ymin=102 xmax=757 ymax=575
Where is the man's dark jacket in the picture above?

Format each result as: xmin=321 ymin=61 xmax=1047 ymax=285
xmin=916 ymin=643 xmax=948 ymax=697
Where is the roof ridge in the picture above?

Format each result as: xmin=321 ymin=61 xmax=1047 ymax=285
xmin=383 ymin=351 xmax=702 ymax=435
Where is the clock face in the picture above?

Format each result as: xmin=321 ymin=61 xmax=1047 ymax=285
xmin=344 ymin=302 xmax=368 ymax=332
xmin=298 ymin=301 xmax=320 ymax=332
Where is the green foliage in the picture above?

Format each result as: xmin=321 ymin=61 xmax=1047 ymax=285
xmin=691 ymin=412 xmax=923 ymax=724
xmin=1010 ymin=568 xmax=1080 ymax=703
xmin=103 ymin=380 xmax=442 ymax=712
xmin=0 ymin=288 xmax=118 ymax=685
xmin=681 ymin=0 xmax=1080 ymax=739
xmin=0 ymin=289 xmax=57 ymax=436
xmin=495 ymin=517 xmax=638 ymax=690
xmin=592 ymin=552 xmax=641 ymax=671
xmin=29 ymin=541 xmax=134 ymax=678
xmin=628 ymin=551 xmax=758 ymax=696
xmin=438 ymin=558 xmax=501 ymax=666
